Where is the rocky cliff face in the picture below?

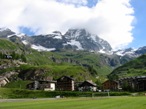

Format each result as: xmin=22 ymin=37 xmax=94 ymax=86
xmin=0 ymin=28 xmax=15 ymax=38
xmin=114 ymin=47 xmax=146 ymax=58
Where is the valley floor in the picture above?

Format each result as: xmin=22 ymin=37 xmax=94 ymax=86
xmin=0 ymin=96 xmax=146 ymax=109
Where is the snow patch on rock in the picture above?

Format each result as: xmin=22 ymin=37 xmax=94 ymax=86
xmin=67 ymin=40 xmax=83 ymax=50
xmin=31 ymin=44 xmax=56 ymax=51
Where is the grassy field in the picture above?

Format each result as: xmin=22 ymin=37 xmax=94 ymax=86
xmin=0 ymin=97 xmax=146 ymax=109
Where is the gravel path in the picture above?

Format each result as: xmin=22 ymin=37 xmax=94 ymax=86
xmin=0 ymin=98 xmax=57 ymax=103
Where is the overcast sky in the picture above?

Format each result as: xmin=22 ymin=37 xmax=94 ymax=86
xmin=0 ymin=0 xmax=145 ymax=50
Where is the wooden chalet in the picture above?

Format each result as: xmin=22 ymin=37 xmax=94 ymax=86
xmin=119 ymin=76 xmax=146 ymax=91
xmin=57 ymin=76 xmax=75 ymax=91
xmin=102 ymin=80 xmax=119 ymax=91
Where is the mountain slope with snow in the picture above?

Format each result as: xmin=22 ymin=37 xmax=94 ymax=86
xmin=1 ymin=28 xmax=146 ymax=61
xmin=23 ymin=28 xmax=112 ymax=52
xmin=64 ymin=29 xmax=112 ymax=52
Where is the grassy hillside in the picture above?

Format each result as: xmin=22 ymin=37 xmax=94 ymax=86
xmin=17 ymin=64 xmax=94 ymax=82
xmin=25 ymin=50 xmax=114 ymax=77
xmin=25 ymin=50 xmax=54 ymax=65
xmin=108 ymin=54 xmax=146 ymax=79
xmin=0 ymin=38 xmax=121 ymax=85
xmin=0 ymin=38 xmax=19 ymax=50
xmin=4 ymin=80 xmax=32 ymax=89
xmin=55 ymin=51 xmax=114 ymax=76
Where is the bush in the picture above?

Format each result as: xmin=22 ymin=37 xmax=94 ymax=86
xmin=0 ymin=88 xmax=131 ymax=98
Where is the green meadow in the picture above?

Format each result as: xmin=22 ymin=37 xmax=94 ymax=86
xmin=0 ymin=97 xmax=146 ymax=109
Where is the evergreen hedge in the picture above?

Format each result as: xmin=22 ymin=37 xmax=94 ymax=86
xmin=0 ymin=88 xmax=131 ymax=98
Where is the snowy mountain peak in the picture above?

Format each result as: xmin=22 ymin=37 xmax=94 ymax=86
xmin=113 ymin=47 xmax=143 ymax=58
xmin=65 ymin=28 xmax=89 ymax=39
xmin=0 ymin=28 xmax=15 ymax=38
xmin=135 ymin=46 xmax=146 ymax=55
xmin=51 ymin=31 xmax=63 ymax=39
xmin=0 ymin=27 xmax=10 ymax=32
xmin=64 ymin=28 xmax=112 ymax=52
xmin=52 ymin=31 xmax=62 ymax=36
xmin=16 ymin=33 xmax=26 ymax=38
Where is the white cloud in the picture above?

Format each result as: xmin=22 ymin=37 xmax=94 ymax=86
xmin=57 ymin=0 xmax=88 ymax=6
xmin=0 ymin=0 xmax=134 ymax=49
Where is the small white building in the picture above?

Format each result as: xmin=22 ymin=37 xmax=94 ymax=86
xmin=27 ymin=80 xmax=56 ymax=91
xmin=44 ymin=82 xmax=56 ymax=91
xmin=0 ymin=76 xmax=9 ymax=87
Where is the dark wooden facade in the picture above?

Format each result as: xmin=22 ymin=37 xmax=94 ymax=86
xmin=102 ymin=80 xmax=118 ymax=91
xmin=119 ymin=76 xmax=146 ymax=91
xmin=57 ymin=76 xmax=74 ymax=91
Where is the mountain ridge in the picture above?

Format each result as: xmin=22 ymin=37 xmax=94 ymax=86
xmin=0 ymin=28 xmax=112 ymax=53
xmin=1 ymin=27 xmax=146 ymax=58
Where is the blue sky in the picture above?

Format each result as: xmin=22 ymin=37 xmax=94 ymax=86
xmin=19 ymin=27 xmax=35 ymax=36
xmin=0 ymin=0 xmax=145 ymax=49
xmin=129 ymin=0 xmax=146 ymax=48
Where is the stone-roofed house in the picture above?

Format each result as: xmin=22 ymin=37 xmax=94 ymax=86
xmin=78 ymin=80 xmax=97 ymax=91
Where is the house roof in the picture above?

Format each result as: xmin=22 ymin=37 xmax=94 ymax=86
xmin=119 ymin=76 xmax=146 ymax=81
xmin=27 ymin=80 xmax=56 ymax=86
xmin=57 ymin=76 xmax=74 ymax=81
xmin=0 ymin=76 xmax=9 ymax=82
xmin=0 ymin=77 xmax=4 ymax=81
xmin=102 ymin=80 xmax=118 ymax=84
xmin=79 ymin=80 xmax=97 ymax=87
xmin=38 ymin=80 xmax=57 ymax=83
xmin=135 ymin=76 xmax=146 ymax=79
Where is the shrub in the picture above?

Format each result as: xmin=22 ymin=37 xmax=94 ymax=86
xmin=0 ymin=88 xmax=131 ymax=98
